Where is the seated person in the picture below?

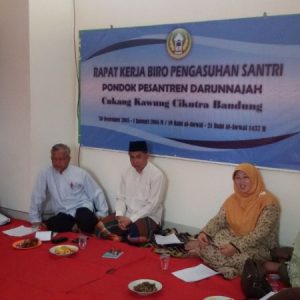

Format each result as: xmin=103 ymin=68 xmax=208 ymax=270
xmin=29 ymin=143 xmax=108 ymax=233
xmin=264 ymin=231 xmax=300 ymax=288
xmin=95 ymin=140 xmax=166 ymax=244
xmin=185 ymin=163 xmax=280 ymax=279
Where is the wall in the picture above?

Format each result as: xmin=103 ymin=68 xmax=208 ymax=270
xmin=0 ymin=0 xmax=76 ymax=212
xmin=0 ymin=1 xmax=31 ymax=212
xmin=75 ymin=0 xmax=300 ymax=246
xmin=29 ymin=0 xmax=76 ymax=177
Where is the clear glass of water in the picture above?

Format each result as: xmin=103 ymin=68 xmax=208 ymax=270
xmin=160 ymin=253 xmax=170 ymax=271
xmin=78 ymin=234 xmax=87 ymax=249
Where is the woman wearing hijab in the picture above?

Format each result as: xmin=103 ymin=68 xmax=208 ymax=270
xmin=185 ymin=163 xmax=280 ymax=279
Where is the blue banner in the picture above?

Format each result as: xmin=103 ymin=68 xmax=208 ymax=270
xmin=79 ymin=14 xmax=300 ymax=171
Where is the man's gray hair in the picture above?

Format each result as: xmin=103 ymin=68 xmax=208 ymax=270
xmin=51 ymin=143 xmax=71 ymax=156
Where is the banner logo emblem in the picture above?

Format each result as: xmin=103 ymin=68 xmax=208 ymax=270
xmin=166 ymin=28 xmax=192 ymax=59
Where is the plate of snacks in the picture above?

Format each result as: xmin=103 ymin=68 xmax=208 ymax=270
xmin=49 ymin=244 xmax=79 ymax=257
xmin=12 ymin=238 xmax=42 ymax=249
xmin=128 ymin=279 xmax=162 ymax=296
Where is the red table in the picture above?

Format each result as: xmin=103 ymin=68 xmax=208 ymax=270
xmin=0 ymin=219 xmax=245 ymax=300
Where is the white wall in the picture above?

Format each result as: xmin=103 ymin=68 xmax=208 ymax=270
xmin=29 ymin=0 xmax=76 ymax=178
xmin=0 ymin=1 xmax=31 ymax=212
xmin=75 ymin=0 xmax=300 ymax=246
xmin=0 ymin=0 xmax=76 ymax=212
xmin=0 ymin=0 xmax=299 ymax=246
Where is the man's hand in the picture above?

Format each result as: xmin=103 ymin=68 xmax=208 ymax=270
xmin=32 ymin=222 xmax=46 ymax=230
xmin=116 ymin=216 xmax=131 ymax=230
xmin=219 ymin=243 xmax=237 ymax=257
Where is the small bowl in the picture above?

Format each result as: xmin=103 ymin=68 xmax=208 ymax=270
xmin=128 ymin=279 xmax=162 ymax=296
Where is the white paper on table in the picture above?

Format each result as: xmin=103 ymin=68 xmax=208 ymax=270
xmin=35 ymin=231 xmax=52 ymax=241
xmin=0 ymin=213 xmax=10 ymax=225
xmin=2 ymin=225 xmax=38 ymax=237
xmin=172 ymin=263 xmax=219 ymax=282
xmin=154 ymin=233 xmax=183 ymax=245
xmin=259 ymin=291 xmax=277 ymax=300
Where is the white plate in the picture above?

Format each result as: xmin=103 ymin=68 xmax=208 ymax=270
xmin=128 ymin=279 xmax=162 ymax=296
xmin=49 ymin=244 xmax=79 ymax=257
xmin=204 ymin=297 xmax=233 ymax=300
xmin=12 ymin=238 xmax=42 ymax=250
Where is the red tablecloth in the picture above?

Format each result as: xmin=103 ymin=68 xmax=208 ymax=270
xmin=0 ymin=219 xmax=245 ymax=300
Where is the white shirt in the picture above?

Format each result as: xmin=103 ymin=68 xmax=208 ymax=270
xmin=115 ymin=161 xmax=166 ymax=224
xmin=29 ymin=165 xmax=108 ymax=223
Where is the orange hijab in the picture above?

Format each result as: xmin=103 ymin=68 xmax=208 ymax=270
xmin=223 ymin=163 xmax=278 ymax=236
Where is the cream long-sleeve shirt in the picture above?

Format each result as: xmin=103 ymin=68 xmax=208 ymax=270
xmin=115 ymin=162 xmax=166 ymax=224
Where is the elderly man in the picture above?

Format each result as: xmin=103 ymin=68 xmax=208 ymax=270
xmin=29 ymin=143 xmax=108 ymax=233
xmin=95 ymin=140 xmax=166 ymax=244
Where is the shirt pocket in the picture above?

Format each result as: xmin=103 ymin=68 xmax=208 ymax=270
xmin=68 ymin=181 xmax=84 ymax=196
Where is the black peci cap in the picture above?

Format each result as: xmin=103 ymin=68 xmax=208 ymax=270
xmin=128 ymin=141 xmax=148 ymax=152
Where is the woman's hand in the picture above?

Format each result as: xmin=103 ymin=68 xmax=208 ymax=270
xmin=197 ymin=232 xmax=209 ymax=248
xmin=184 ymin=240 xmax=199 ymax=251
xmin=219 ymin=243 xmax=237 ymax=257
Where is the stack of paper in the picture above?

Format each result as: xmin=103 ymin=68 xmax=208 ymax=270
xmin=35 ymin=231 xmax=53 ymax=241
xmin=0 ymin=213 xmax=10 ymax=226
xmin=172 ymin=263 xmax=218 ymax=282
xmin=154 ymin=233 xmax=183 ymax=245
xmin=2 ymin=225 xmax=38 ymax=237
xmin=102 ymin=249 xmax=123 ymax=259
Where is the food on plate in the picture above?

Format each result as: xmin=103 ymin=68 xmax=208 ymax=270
xmin=54 ymin=246 xmax=74 ymax=255
xmin=133 ymin=281 xmax=158 ymax=293
xmin=17 ymin=238 xmax=39 ymax=248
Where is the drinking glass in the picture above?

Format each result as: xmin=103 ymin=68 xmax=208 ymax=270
xmin=160 ymin=253 xmax=170 ymax=271
xmin=78 ymin=234 xmax=87 ymax=249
